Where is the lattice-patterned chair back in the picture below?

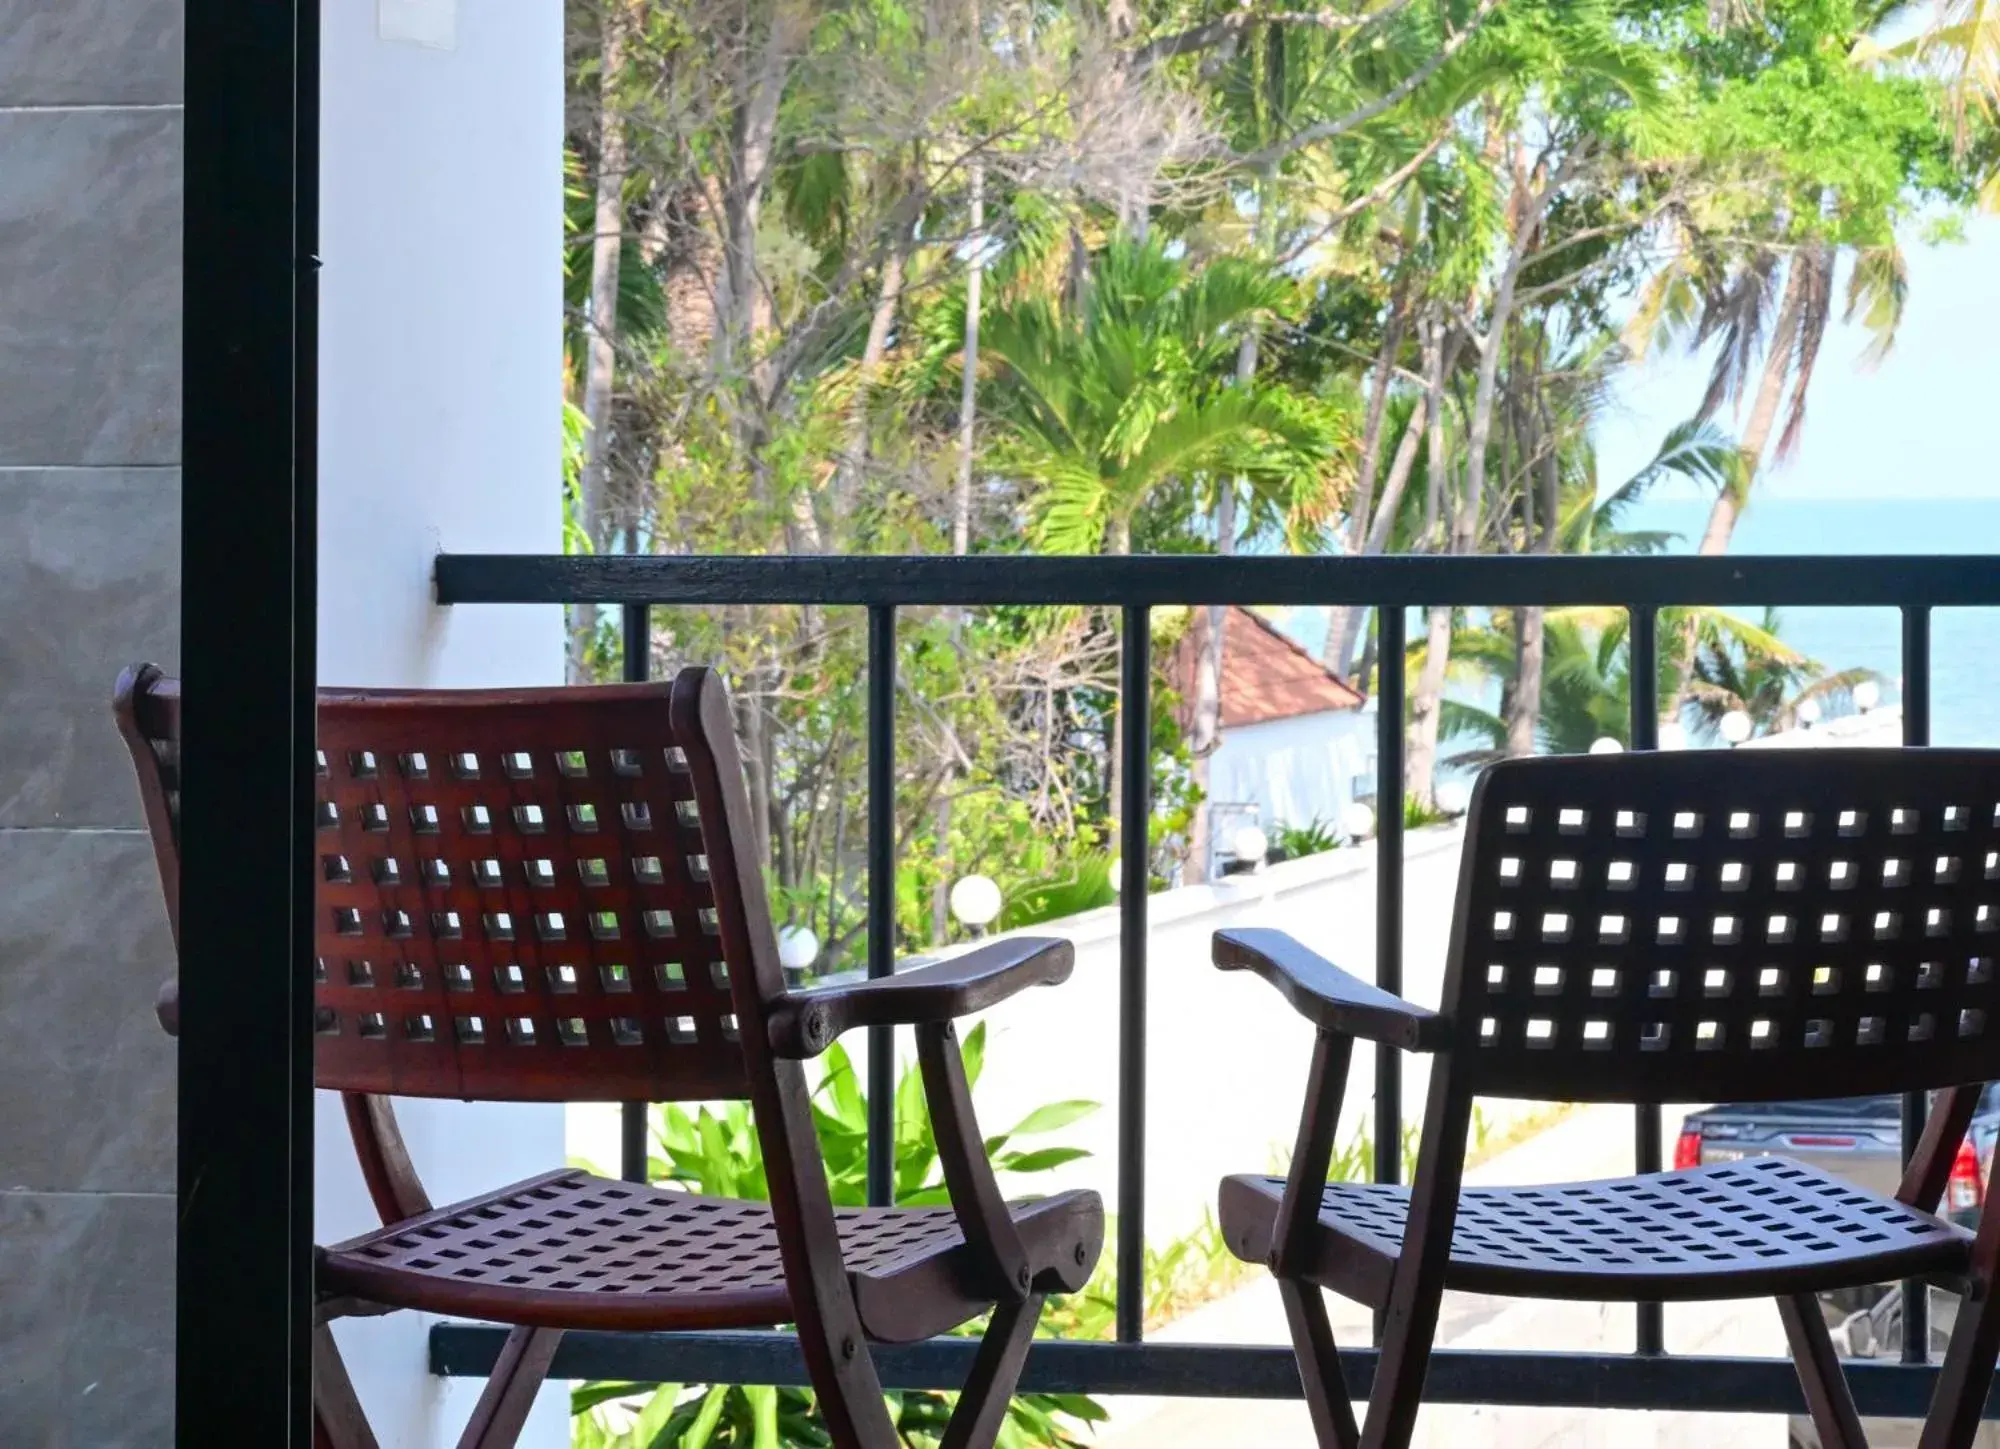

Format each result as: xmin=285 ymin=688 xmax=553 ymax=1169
xmin=1450 ymin=748 xmax=2000 ymax=1103
xmin=118 ymin=667 xmax=777 ymax=1104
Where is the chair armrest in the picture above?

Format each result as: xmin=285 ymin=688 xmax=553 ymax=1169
xmin=156 ymin=978 xmax=179 ymax=1037
xmin=1213 ymin=927 xmax=1445 ymax=1052
xmin=767 ymin=936 xmax=1075 ymax=1059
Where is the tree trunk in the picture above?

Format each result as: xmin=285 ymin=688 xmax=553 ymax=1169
xmin=1503 ymin=393 xmax=1560 ymax=757
xmin=834 ymin=218 xmax=913 ymax=518
xmin=1698 ymin=255 xmax=1807 ymax=556
xmin=952 ymin=162 xmax=985 ymax=556
xmin=932 ymin=159 xmax=985 ymax=943
xmin=1106 ymin=515 xmax=1133 ymax=858
xmin=1405 ymin=330 xmax=1459 ymax=805
xmin=1323 ymin=318 xmax=1442 ymax=678
xmin=1406 ymin=603 xmax=1453 ymax=810
xmin=570 ymin=1 xmax=631 ymax=682
xmin=1186 ymin=315 xmax=1255 ymax=878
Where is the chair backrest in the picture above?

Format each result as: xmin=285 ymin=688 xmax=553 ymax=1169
xmin=1448 ymin=748 xmax=2000 ymax=1103
xmin=115 ymin=665 xmax=781 ymax=1104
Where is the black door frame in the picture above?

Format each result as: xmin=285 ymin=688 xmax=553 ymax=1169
xmin=181 ymin=2 xmax=318 ymax=1442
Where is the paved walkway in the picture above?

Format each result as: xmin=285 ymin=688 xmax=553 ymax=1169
xmin=1095 ymin=1103 xmax=1798 ymax=1448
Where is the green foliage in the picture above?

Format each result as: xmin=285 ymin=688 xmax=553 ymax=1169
xmin=573 ymin=1026 xmax=1103 ymax=1447
xmin=1269 ymin=818 xmax=1344 ymax=861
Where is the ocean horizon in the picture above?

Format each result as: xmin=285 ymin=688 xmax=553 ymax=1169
xmin=1271 ymin=495 xmax=2000 ymax=748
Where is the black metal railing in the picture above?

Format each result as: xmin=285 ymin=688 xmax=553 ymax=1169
xmin=431 ymin=551 xmax=2000 ymax=1417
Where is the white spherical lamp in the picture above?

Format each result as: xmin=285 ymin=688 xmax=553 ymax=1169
xmin=1231 ymin=825 xmax=1269 ymax=866
xmin=1340 ymin=801 xmax=1376 ymax=840
xmin=1589 ymin=736 xmax=1624 ymax=755
xmin=1657 ymin=721 xmax=1689 ymax=752
xmin=776 ymin=925 xmax=820 ymax=973
xmin=1434 ymin=779 xmax=1473 ymax=816
xmin=1853 ymin=679 xmax=1881 ymax=713
xmin=1719 ymin=709 xmax=1754 ymax=746
xmin=948 ymin=874 xmax=1004 ymax=931
xmin=1797 ymin=698 xmax=1822 ymax=727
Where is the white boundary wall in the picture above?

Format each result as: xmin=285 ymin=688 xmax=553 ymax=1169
xmin=573 ymin=826 xmax=1502 ymax=1254
xmin=318 ymin=4 xmax=567 ymax=1442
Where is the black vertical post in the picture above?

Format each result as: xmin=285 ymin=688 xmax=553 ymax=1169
xmin=1116 ymin=605 xmax=1151 ymax=1343
xmin=1902 ymin=604 xmax=1933 ymax=1364
xmin=1374 ymin=606 xmax=1406 ymax=1185
xmin=1628 ymin=604 xmax=1664 ymax=1357
xmin=182 ymin=0 xmax=316 ymax=1440
xmin=867 ymin=605 xmax=898 ymax=1206
xmin=1372 ymin=605 xmax=1406 ymax=1346
xmin=619 ymin=602 xmax=652 ymax=1184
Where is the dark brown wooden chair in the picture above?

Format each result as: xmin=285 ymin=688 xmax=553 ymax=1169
xmin=115 ymin=663 xmax=1102 ymax=1449
xmin=1215 ymin=749 xmax=2000 ymax=1449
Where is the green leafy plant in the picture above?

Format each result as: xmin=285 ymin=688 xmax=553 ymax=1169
xmin=999 ymin=852 xmax=1116 ymax=931
xmin=573 ymin=1025 xmax=1103 ymax=1447
xmin=1268 ymin=817 xmax=1343 ymax=862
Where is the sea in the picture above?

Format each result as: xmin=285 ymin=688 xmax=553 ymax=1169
xmin=1271 ymin=496 xmax=2000 ymax=746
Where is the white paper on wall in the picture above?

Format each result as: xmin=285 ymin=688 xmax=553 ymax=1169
xmin=379 ymin=0 xmax=457 ymax=50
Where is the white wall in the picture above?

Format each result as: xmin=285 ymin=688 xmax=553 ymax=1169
xmin=1211 ymin=709 xmax=1373 ymax=838
xmin=570 ymin=826 xmax=1521 ymax=1252
xmin=318 ymin=3 xmax=567 ymax=1444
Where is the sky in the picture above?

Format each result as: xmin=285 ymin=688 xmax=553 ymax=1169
xmin=1590 ymin=215 xmax=2000 ymax=502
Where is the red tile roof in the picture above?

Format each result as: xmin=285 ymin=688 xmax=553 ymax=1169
xmin=1172 ymin=606 xmax=1367 ymax=730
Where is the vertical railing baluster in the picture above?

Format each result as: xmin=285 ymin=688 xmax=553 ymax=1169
xmin=620 ymin=601 xmax=652 ymax=1185
xmin=1117 ymin=604 xmax=1151 ymax=1343
xmin=1374 ymin=606 xmax=1407 ymax=1178
xmin=867 ymin=605 xmax=898 ymax=1207
xmin=1628 ymin=603 xmax=1664 ymax=1357
xmin=1373 ymin=605 xmax=1407 ymax=1347
xmin=1901 ymin=604 xmax=1933 ymax=1364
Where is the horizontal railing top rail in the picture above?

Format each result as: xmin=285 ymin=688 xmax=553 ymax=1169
xmin=435 ymin=551 xmax=2000 ymax=608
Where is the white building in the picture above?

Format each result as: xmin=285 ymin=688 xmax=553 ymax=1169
xmin=1175 ymin=607 xmax=1373 ymax=869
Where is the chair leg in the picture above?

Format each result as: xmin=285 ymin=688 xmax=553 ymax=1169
xmin=1358 ymin=1258 xmax=1449 ymax=1449
xmin=938 ymin=1293 xmax=1044 ymax=1449
xmin=1778 ymin=1293 xmax=1867 ymax=1449
xmin=312 ymin=1322 xmax=380 ymax=1449
xmin=1919 ymin=1286 xmax=2000 ymax=1449
xmin=454 ymin=1327 xmax=564 ymax=1449
xmin=1279 ymin=1279 xmax=1360 ymax=1449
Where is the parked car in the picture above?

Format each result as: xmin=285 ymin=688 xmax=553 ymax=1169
xmin=1674 ymin=1090 xmax=2000 ymax=1448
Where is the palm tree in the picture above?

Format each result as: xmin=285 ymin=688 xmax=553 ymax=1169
xmin=1687 ymin=606 xmax=1882 ymax=737
xmin=982 ymin=235 xmax=1345 ymax=846
xmin=982 ymin=236 xmax=1342 ymax=555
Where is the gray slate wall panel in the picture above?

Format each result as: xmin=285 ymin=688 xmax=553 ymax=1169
xmin=0 ymin=108 xmax=180 ymax=466
xmin=0 ymin=1190 xmax=174 ymax=1447
xmin=0 ymin=830 xmax=175 ymax=1195
xmin=0 ymin=0 xmax=183 ymax=106
xmin=0 ymin=468 xmax=179 ymax=827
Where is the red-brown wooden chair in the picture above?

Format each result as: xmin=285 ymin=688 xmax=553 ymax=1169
xmin=1215 ymin=749 xmax=2000 ymax=1449
xmin=115 ymin=662 xmax=1102 ymax=1449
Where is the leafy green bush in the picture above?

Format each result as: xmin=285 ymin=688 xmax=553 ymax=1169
xmin=1000 ymin=852 xmax=1116 ymax=931
xmin=573 ymin=1025 xmax=1104 ymax=1448
xmin=1268 ymin=817 xmax=1342 ymax=862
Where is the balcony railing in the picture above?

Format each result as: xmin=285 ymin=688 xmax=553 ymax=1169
xmin=430 ymin=550 xmax=2000 ymax=1419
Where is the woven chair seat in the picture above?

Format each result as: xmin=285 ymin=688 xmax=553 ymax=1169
xmin=324 ymin=1168 xmax=1100 ymax=1342
xmin=1221 ymin=1153 xmax=1970 ymax=1305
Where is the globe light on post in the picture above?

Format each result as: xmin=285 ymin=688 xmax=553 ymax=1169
xmin=1797 ymin=698 xmax=1822 ymax=728
xmin=1853 ymin=679 xmax=1881 ymax=713
xmin=1719 ymin=709 xmax=1754 ymax=747
xmin=1232 ymin=825 xmax=1269 ymax=870
xmin=1434 ymin=779 xmax=1473 ymax=817
xmin=776 ymin=925 xmax=820 ymax=983
xmin=1340 ymin=801 xmax=1376 ymax=843
xmin=1589 ymin=736 xmax=1624 ymax=756
xmin=948 ymin=874 xmax=1004 ymax=935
